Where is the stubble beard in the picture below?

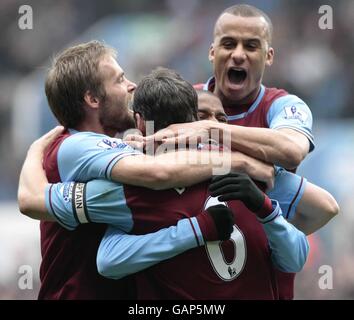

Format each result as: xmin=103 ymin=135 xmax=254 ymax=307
xmin=99 ymin=97 xmax=136 ymax=135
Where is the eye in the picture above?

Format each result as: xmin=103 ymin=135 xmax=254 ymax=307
xmin=198 ymin=112 xmax=207 ymax=120
xmin=245 ymin=41 xmax=259 ymax=50
xmin=220 ymin=39 xmax=236 ymax=49
xmin=223 ymin=41 xmax=234 ymax=49
xmin=217 ymin=117 xmax=228 ymax=123
xmin=116 ymin=74 xmax=125 ymax=83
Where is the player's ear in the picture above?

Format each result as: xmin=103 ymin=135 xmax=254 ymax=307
xmin=208 ymin=43 xmax=215 ymax=63
xmin=134 ymin=113 xmax=146 ymax=134
xmin=84 ymin=91 xmax=100 ymax=109
xmin=265 ymin=47 xmax=274 ymax=67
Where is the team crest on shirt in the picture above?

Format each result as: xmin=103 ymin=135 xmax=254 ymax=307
xmin=283 ymin=106 xmax=308 ymax=123
xmin=60 ymin=182 xmax=75 ymax=202
xmin=97 ymin=138 xmax=126 ymax=150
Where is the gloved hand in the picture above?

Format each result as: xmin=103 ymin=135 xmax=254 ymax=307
xmin=196 ymin=205 xmax=234 ymax=241
xmin=209 ymin=173 xmax=273 ymax=219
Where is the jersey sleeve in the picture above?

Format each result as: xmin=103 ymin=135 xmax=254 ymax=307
xmin=267 ymin=94 xmax=315 ymax=152
xmin=97 ymin=218 xmax=203 ymax=280
xmin=267 ymin=167 xmax=307 ymax=221
xmin=257 ymin=200 xmax=309 ymax=273
xmin=57 ymin=132 xmax=141 ymax=182
xmin=45 ymin=179 xmax=134 ymax=231
xmin=45 ymin=179 xmax=206 ymax=261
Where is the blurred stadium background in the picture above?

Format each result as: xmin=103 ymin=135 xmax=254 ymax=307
xmin=0 ymin=0 xmax=353 ymax=299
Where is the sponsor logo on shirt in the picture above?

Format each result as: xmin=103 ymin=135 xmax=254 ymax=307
xmin=283 ymin=106 xmax=308 ymax=123
xmin=97 ymin=138 xmax=129 ymax=150
xmin=60 ymin=182 xmax=74 ymax=202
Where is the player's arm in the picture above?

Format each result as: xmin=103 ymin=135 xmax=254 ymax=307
xmin=112 ymin=150 xmax=274 ymax=190
xmin=266 ymin=168 xmax=339 ymax=235
xmin=291 ymin=183 xmax=339 ymax=235
xmin=97 ymin=205 xmax=233 ymax=280
xmin=21 ymin=154 xmax=235 ymax=277
xmin=220 ymin=95 xmax=314 ymax=169
xmin=47 ymin=179 xmax=234 ymax=278
xmin=216 ymin=125 xmax=310 ymax=170
xmin=18 ymin=126 xmax=64 ymax=220
xmin=209 ymin=173 xmax=309 ymax=273
xmin=18 ymin=130 xmax=274 ymax=219
xmin=55 ymin=131 xmax=274 ymax=188
xmin=149 ymin=95 xmax=314 ymax=170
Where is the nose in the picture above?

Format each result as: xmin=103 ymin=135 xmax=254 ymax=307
xmin=207 ymin=114 xmax=218 ymax=123
xmin=231 ymin=43 xmax=246 ymax=64
xmin=127 ymin=80 xmax=137 ymax=93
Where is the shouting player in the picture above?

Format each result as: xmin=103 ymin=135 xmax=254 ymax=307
xmin=17 ymin=41 xmax=274 ymax=299
xmin=19 ymin=68 xmax=338 ymax=299
xmin=140 ymin=4 xmax=338 ymax=299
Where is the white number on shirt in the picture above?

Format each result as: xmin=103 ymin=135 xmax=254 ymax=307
xmin=204 ymin=196 xmax=247 ymax=281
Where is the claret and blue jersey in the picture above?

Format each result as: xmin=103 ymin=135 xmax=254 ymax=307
xmin=197 ymin=78 xmax=315 ymax=152
xmin=40 ymin=78 xmax=314 ymax=299
xmin=46 ymin=159 xmax=308 ymax=299
xmin=40 ymin=129 xmax=142 ymax=299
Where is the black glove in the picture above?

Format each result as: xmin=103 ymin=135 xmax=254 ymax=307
xmin=196 ymin=205 xmax=234 ymax=241
xmin=209 ymin=173 xmax=266 ymax=213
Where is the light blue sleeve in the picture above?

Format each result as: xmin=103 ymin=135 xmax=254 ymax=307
xmin=45 ymin=179 xmax=134 ymax=231
xmin=45 ymin=178 xmax=206 ymax=277
xmin=97 ymin=218 xmax=203 ymax=280
xmin=57 ymin=131 xmax=141 ymax=182
xmin=257 ymin=200 xmax=309 ymax=273
xmin=267 ymin=95 xmax=315 ymax=152
xmin=267 ymin=167 xmax=307 ymax=221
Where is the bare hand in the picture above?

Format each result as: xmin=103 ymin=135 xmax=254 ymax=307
xmin=123 ymin=133 xmax=146 ymax=151
xmin=29 ymin=126 xmax=65 ymax=154
xmin=145 ymin=121 xmax=214 ymax=148
xmin=234 ymin=152 xmax=275 ymax=191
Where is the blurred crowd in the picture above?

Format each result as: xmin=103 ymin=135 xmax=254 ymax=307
xmin=0 ymin=0 xmax=353 ymax=299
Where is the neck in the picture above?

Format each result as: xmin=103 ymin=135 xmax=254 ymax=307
xmin=74 ymin=120 xmax=117 ymax=137
xmin=216 ymin=86 xmax=261 ymax=110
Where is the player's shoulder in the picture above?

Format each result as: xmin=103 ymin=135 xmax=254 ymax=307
xmin=265 ymin=86 xmax=307 ymax=106
xmin=264 ymin=86 xmax=288 ymax=99
xmin=61 ymin=131 xmax=126 ymax=150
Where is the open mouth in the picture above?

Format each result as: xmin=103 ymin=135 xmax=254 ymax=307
xmin=227 ymin=68 xmax=247 ymax=85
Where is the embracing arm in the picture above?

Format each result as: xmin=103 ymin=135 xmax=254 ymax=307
xmin=97 ymin=225 xmax=200 ymax=279
xmin=18 ymin=125 xmax=273 ymax=219
xmin=147 ymin=120 xmax=310 ymax=170
xmin=214 ymin=123 xmax=310 ymax=170
xmin=148 ymin=94 xmax=314 ymax=170
xmin=266 ymin=167 xmax=339 ymax=235
xmin=217 ymin=94 xmax=314 ymax=169
xmin=112 ymin=149 xmax=274 ymax=190
xmin=97 ymin=205 xmax=234 ymax=280
xmin=291 ymin=182 xmax=339 ymax=235
xmin=18 ymin=126 xmax=63 ymax=220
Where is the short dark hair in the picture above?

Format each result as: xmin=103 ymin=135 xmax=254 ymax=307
xmin=132 ymin=67 xmax=198 ymax=132
xmin=45 ymin=40 xmax=116 ymax=128
xmin=196 ymin=89 xmax=220 ymax=99
xmin=216 ymin=4 xmax=273 ymax=44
